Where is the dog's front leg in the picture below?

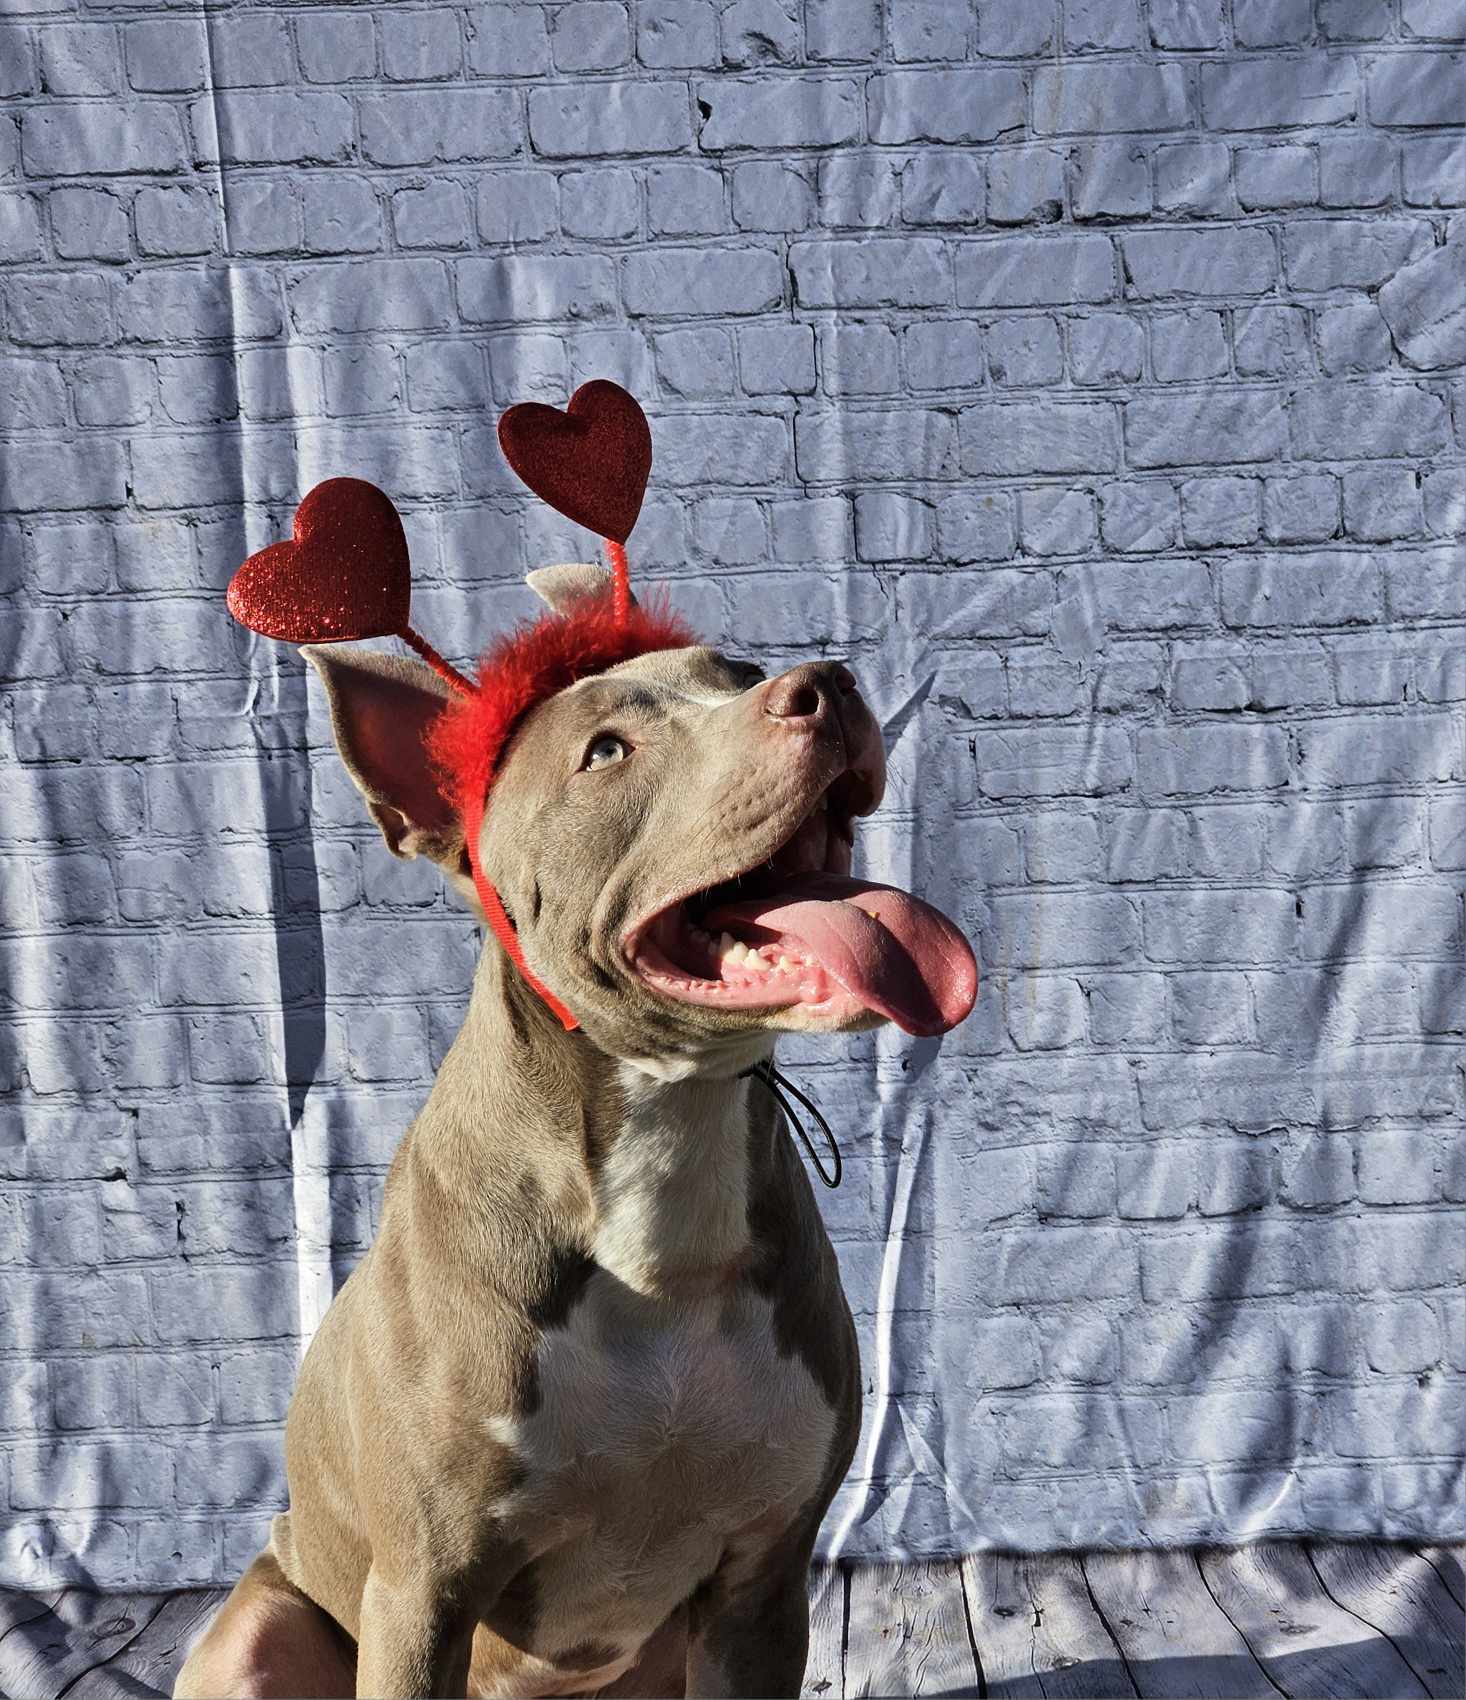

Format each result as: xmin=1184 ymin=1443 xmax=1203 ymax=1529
xmin=355 ymin=1569 xmax=474 ymax=1700
xmin=684 ymin=1542 xmax=813 ymax=1700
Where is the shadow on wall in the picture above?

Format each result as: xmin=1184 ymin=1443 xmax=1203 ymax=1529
xmin=255 ymin=654 xmax=327 ymax=1130
xmin=182 ymin=492 xmax=331 ymax=1132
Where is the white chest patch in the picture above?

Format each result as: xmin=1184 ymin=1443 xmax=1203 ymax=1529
xmin=478 ymin=1067 xmax=837 ymax=1682
xmin=487 ymin=1282 xmax=836 ymax=1678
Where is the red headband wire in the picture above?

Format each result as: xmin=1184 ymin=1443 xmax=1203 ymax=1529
xmin=396 ymin=624 xmax=476 ymax=696
xmin=606 ymin=538 xmax=630 ymax=626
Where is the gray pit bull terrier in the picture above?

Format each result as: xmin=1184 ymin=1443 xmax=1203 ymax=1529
xmin=175 ymin=561 xmax=977 ymax=1700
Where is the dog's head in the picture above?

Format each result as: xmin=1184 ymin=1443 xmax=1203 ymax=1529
xmin=307 ymin=564 xmax=976 ymax=1069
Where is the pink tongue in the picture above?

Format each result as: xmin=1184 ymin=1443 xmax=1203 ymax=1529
xmin=706 ymin=873 xmax=978 ymax=1037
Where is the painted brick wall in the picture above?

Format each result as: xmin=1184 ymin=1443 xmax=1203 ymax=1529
xmin=2 ymin=0 xmax=1464 ymax=1587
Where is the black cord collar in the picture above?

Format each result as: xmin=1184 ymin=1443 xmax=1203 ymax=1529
xmin=740 ymin=1060 xmax=842 ymax=1189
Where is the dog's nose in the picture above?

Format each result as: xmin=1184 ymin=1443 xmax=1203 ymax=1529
xmin=762 ymin=661 xmax=859 ymax=722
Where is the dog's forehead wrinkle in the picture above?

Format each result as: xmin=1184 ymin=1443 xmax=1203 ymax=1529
xmin=570 ymin=679 xmax=672 ymax=719
xmin=585 ymin=643 xmax=757 ymax=705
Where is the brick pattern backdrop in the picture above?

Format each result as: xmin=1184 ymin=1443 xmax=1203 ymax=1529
xmin=2 ymin=0 xmax=1464 ymax=1588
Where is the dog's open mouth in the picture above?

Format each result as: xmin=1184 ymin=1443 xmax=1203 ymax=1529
xmin=624 ymin=781 xmax=978 ymax=1037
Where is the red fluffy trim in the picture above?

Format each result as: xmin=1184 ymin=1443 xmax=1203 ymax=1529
xmin=427 ymin=590 xmax=699 ymax=823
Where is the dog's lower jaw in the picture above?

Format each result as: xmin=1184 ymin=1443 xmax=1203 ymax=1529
xmin=477 ymin=931 xmax=782 ymax=1087
xmin=618 ymin=1029 xmax=777 ymax=1084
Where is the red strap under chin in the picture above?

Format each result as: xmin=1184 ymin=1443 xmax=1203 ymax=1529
xmin=462 ymin=793 xmax=579 ymax=1032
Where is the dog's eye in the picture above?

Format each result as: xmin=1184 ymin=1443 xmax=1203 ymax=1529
xmin=582 ymin=734 xmax=630 ymax=771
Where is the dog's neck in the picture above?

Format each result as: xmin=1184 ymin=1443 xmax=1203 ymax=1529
xmin=593 ymin=1063 xmax=755 ymax=1299
xmin=427 ymin=949 xmax=774 ymax=1300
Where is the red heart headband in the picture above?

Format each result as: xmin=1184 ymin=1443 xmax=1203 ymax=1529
xmin=226 ymin=380 xmax=698 ymax=1032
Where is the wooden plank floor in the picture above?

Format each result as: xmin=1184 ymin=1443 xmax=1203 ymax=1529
xmin=0 ymin=1542 xmax=1458 ymax=1699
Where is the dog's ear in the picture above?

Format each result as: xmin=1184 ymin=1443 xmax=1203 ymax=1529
xmin=526 ymin=561 xmax=637 ymax=614
xmin=302 ymin=645 xmax=467 ymax=877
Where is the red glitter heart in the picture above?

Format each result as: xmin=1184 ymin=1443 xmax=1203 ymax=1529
xmin=498 ymin=380 xmax=652 ymax=545
xmin=226 ymin=478 xmax=410 ymax=644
